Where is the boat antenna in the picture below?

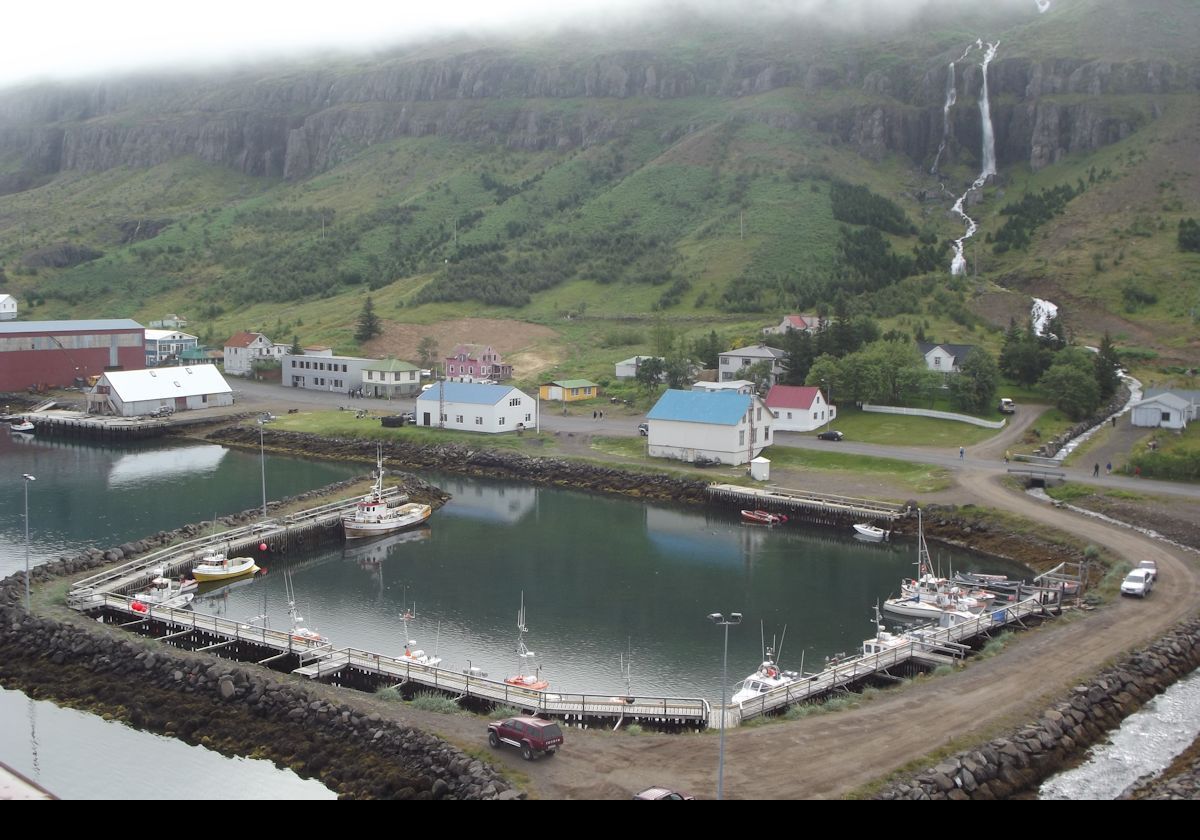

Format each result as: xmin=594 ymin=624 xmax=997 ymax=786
xmin=759 ymin=620 xmax=766 ymax=662
xmin=776 ymin=625 xmax=788 ymax=668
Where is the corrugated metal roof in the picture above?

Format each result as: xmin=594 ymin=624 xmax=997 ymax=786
xmin=721 ymin=344 xmax=786 ymax=360
xmin=363 ymin=359 xmax=419 ymax=372
xmin=416 ymin=382 xmax=525 ymax=405
xmin=100 ymin=365 xmax=232 ymax=402
xmin=224 ymin=331 xmax=265 ymax=348
xmin=765 ymin=385 xmax=819 ymax=410
xmin=646 ymin=389 xmax=751 ymax=426
xmin=0 ymin=319 xmax=143 ymax=334
xmin=547 ymin=379 xmax=598 ymax=389
xmin=145 ymin=329 xmax=197 ymax=341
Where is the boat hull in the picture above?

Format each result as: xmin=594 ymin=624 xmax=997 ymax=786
xmin=853 ymin=524 xmax=886 ymax=540
xmin=192 ymin=558 xmax=260 ymax=582
xmin=343 ymin=503 xmax=432 ymax=540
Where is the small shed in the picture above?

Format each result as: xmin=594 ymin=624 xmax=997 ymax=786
xmin=749 ymin=457 xmax=771 ymax=481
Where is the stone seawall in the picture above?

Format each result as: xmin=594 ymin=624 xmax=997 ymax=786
xmin=0 ymin=475 xmax=513 ymax=800
xmin=874 ymin=617 xmax=1200 ymax=800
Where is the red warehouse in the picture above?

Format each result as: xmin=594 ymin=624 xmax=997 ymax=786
xmin=0 ymin=319 xmax=145 ymax=392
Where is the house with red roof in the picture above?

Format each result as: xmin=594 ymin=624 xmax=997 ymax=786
xmin=443 ymin=343 xmax=512 ymax=381
xmin=223 ymin=331 xmax=285 ymax=377
xmin=764 ymin=385 xmax=835 ymax=433
xmin=762 ymin=314 xmax=824 ymax=336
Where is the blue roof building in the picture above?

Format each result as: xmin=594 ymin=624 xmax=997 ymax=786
xmin=645 ymin=389 xmax=773 ymax=466
xmin=415 ymin=382 xmax=535 ymax=434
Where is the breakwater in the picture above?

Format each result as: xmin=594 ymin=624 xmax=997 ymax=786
xmin=874 ymin=616 xmax=1200 ymax=800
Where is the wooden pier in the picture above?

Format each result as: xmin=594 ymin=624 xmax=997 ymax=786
xmin=707 ymin=484 xmax=906 ymax=527
xmin=11 ymin=409 xmax=252 ymax=442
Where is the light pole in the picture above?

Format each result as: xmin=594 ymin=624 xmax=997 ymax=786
xmin=23 ymin=473 xmax=36 ymax=610
xmin=257 ymin=420 xmax=268 ymax=519
xmin=708 ymin=611 xmax=742 ymax=800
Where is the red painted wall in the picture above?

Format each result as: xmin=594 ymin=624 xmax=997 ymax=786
xmin=1 ymin=328 xmax=145 ymax=391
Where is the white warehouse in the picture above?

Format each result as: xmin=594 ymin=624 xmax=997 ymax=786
xmin=416 ymin=382 xmax=536 ymax=434
xmin=88 ymin=365 xmax=234 ymax=417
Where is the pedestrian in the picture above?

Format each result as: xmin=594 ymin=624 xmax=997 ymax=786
xmin=1093 ymin=463 xmax=1100 ymax=477
xmin=600 ymin=410 xmax=604 ymax=420
xmin=1111 ymin=416 xmax=1117 ymax=428
xmin=593 ymin=410 xmax=597 ymax=419
xmin=1106 ymin=462 xmax=1112 ymax=475
xmin=1134 ymin=465 xmax=1141 ymax=478
xmin=959 ymin=446 xmax=964 ymax=460
xmin=1004 ymin=450 xmax=1010 ymax=464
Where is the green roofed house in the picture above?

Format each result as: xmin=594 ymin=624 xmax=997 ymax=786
xmin=363 ymin=358 xmax=422 ymax=398
xmin=538 ymin=379 xmax=600 ymax=402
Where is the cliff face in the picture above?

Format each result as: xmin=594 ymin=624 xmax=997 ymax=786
xmin=0 ymin=48 xmax=1194 ymax=186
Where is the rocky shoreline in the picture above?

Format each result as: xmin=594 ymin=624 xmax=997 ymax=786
xmin=874 ymin=616 xmax=1200 ymax=800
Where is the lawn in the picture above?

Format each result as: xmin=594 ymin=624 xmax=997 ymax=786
xmin=1009 ymin=407 xmax=1077 ymax=456
xmin=810 ymin=407 xmax=999 ymax=448
xmin=267 ymin=410 xmax=557 ymax=450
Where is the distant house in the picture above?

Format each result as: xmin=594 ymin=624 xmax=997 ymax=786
xmin=223 ymin=331 xmax=285 ymax=377
xmin=0 ymin=293 xmax=17 ymax=321
xmin=539 ymin=379 xmax=599 ymax=402
xmin=363 ymin=359 xmax=421 ymax=398
xmin=692 ymin=380 xmax=755 ymax=395
xmin=144 ymin=329 xmax=199 ymax=367
xmin=1131 ymin=389 xmax=1198 ymax=430
xmin=717 ymin=344 xmax=786 ymax=385
xmin=443 ymin=344 xmax=512 ymax=381
xmin=149 ymin=314 xmax=188 ymax=329
xmin=281 ymin=350 xmax=373 ymax=394
xmin=918 ymin=342 xmax=976 ymax=374
xmin=416 ymin=382 xmax=535 ymax=434
xmin=762 ymin=314 xmax=823 ymax=336
xmin=645 ymin=389 xmax=773 ymax=466
xmin=765 ymin=385 xmax=835 ymax=433
xmin=87 ymin=365 xmax=232 ymax=417
xmin=614 ymin=355 xmax=665 ymax=380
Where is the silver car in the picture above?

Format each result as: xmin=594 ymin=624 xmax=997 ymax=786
xmin=1120 ymin=569 xmax=1154 ymax=598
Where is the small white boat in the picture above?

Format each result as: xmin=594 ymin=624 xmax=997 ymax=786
xmin=505 ymin=592 xmax=548 ymax=691
xmin=285 ymin=569 xmax=328 ymax=646
xmin=343 ymin=447 xmax=432 ymax=540
xmin=732 ymin=652 xmax=801 ymax=706
xmin=861 ymin=605 xmax=909 ymax=656
xmin=10 ymin=419 xmax=35 ymax=434
xmin=852 ymin=523 xmax=887 ymax=541
xmin=131 ymin=574 xmax=195 ymax=611
xmin=192 ymin=552 xmax=259 ymax=582
xmin=397 ymin=599 xmax=441 ymax=667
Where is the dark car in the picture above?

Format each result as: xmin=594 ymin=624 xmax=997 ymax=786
xmin=634 ymin=786 xmax=695 ymax=800
xmin=816 ymin=430 xmax=844 ymax=441
xmin=487 ymin=716 xmax=564 ymax=760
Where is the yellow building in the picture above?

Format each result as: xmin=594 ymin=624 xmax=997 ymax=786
xmin=539 ymin=379 xmax=600 ymax=402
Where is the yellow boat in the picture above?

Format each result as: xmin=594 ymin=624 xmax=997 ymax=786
xmin=192 ymin=552 xmax=259 ymax=582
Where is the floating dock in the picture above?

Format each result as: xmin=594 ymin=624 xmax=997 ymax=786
xmin=707 ymin=484 xmax=906 ymax=527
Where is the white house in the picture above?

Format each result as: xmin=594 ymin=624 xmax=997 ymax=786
xmin=416 ymin=382 xmax=536 ymax=434
xmin=917 ymin=342 xmax=976 ymax=374
xmin=762 ymin=313 xmax=823 ymax=336
xmin=614 ymin=355 xmax=665 ymax=380
xmin=692 ymin=380 xmax=755 ymax=395
xmin=717 ymin=344 xmax=786 ymax=385
xmin=1131 ymin=392 xmax=1194 ymax=430
xmin=645 ymin=389 xmax=773 ymax=466
xmin=281 ymin=351 xmax=374 ymax=394
xmin=0 ymin=293 xmax=16 ymax=321
xmin=144 ymin=329 xmax=199 ymax=367
xmin=87 ymin=365 xmax=233 ymax=416
xmin=362 ymin=359 xmax=422 ymax=397
xmin=764 ymin=385 xmax=835 ymax=432
xmin=223 ymin=331 xmax=286 ymax=377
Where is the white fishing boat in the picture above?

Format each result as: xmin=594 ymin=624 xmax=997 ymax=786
xmin=192 ymin=551 xmax=259 ymax=582
xmin=343 ymin=447 xmax=432 ymax=540
xmin=9 ymin=418 xmax=35 ymax=434
xmin=732 ymin=625 xmax=801 ymax=706
xmin=861 ymin=604 xmax=909 ymax=656
xmin=505 ymin=592 xmax=548 ymax=691
xmin=397 ymin=596 xmax=441 ymax=667
xmin=131 ymin=572 xmax=195 ymax=611
xmin=852 ymin=523 xmax=887 ymax=541
xmin=284 ymin=569 xmax=328 ymax=646
xmin=882 ymin=509 xmax=984 ymax=619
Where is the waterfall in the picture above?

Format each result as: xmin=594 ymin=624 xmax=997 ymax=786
xmin=949 ymin=41 xmax=999 ymax=276
xmin=930 ymin=62 xmax=956 ymax=174
xmin=1031 ymin=297 xmax=1059 ymax=337
xmin=1035 ymin=1 xmax=1051 ymax=12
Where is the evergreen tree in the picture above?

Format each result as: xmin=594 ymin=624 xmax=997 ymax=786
xmin=1094 ymin=332 xmax=1122 ymax=400
xmin=780 ymin=329 xmax=815 ymax=385
xmin=355 ymin=296 xmax=382 ymax=343
xmin=290 ymin=335 xmax=302 ymax=355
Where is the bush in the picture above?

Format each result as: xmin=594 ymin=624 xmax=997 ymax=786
xmin=409 ymin=691 xmax=465 ymax=714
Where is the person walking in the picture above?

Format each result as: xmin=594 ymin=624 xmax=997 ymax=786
xmin=959 ymin=446 xmax=965 ymax=460
xmin=1093 ymin=463 xmax=1100 ymax=477
xmin=1106 ymin=462 xmax=1112 ymax=475
xmin=1004 ymin=450 xmax=1011 ymax=465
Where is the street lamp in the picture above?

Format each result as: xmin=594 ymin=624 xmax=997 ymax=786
xmin=22 ymin=474 xmax=36 ymax=610
xmin=708 ymin=611 xmax=742 ymax=800
xmin=257 ymin=420 xmax=268 ymax=519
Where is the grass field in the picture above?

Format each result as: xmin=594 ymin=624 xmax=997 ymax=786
xmin=268 ymin=410 xmax=557 ymax=450
xmin=809 ymin=407 xmax=997 ymax=448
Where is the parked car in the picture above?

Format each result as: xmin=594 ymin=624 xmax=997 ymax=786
xmin=487 ymin=716 xmax=564 ymax=760
xmin=637 ymin=422 xmax=649 ymax=436
xmin=997 ymin=398 xmax=1016 ymax=414
xmin=1120 ymin=568 xmax=1154 ymax=598
xmin=634 ymin=786 xmax=695 ymax=800
xmin=1137 ymin=560 xmax=1158 ymax=582
xmin=400 ymin=411 xmax=416 ymax=423
xmin=816 ymin=430 xmax=844 ymax=441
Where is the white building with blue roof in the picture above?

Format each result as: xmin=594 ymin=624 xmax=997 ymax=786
xmin=415 ymin=382 xmax=536 ymax=434
xmin=645 ymin=389 xmax=773 ymax=465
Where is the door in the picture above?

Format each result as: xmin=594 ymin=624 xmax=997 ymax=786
xmin=422 ymin=412 xmax=431 ymax=426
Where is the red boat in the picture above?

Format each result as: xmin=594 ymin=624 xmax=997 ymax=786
xmin=741 ymin=510 xmax=788 ymax=526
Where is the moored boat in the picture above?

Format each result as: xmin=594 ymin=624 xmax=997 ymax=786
xmin=505 ymin=592 xmax=549 ymax=691
xmin=9 ymin=418 xmax=35 ymax=434
xmin=852 ymin=523 xmax=887 ymax=541
xmin=343 ymin=447 xmax=432 ymax=540
xmin=192 ymin=552 xmax=259 ymax=582
xmin=741 ymin=509 xmax=788 ymax=525
xmin=731 ymin=650 xmax=801 ymax=706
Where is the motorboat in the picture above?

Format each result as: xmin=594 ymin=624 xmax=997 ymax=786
xmin=505 ymin=592 xmax=549 ymax=691
xmin=343 ymin=447 xmax=432 ymax=539
xmin=900 ymin=574 xmax=995 ymax=614
xmin=861 ymin=605 xmax=909 ymax=657
xmin=732 ymin=650 xmax=801 ymax=706
xmin=882 ymin=508 xmax=988 ymax=619
xmin=852 ymin=523 xmax=887 ymax=541
xmin=9 ymin=418 xmax=35 ymax=434
xmin=284 ymin=569 xmax=328 ymax=646
xmin=397 ymin=602 xmax=441 ymax=668
xmin=131 ymin=574 xmax=195 ymax=611
xmin=192 ymin=551 xmax=260 ymax=582
xmin=741 ymin=509 xmax=788 ymax=526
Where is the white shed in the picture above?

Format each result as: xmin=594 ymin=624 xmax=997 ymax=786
xmin=1130 ymin=393 xmax=1191 ymax=430
xmin=749 ymin=457 xmax=771 ymax=481
xmin=0 ymin=293 xmax=16 ymax=321
xmin=89 ymin=365 xmax=233 ymax=416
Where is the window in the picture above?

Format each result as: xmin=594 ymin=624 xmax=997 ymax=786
xmin=475 ymin=416 xmax=484 ymax=425
xmin=813 ymin=412 xmax=818 ymax=420
xmin=499 ymin=417 xmax=506 ymax=425
xmin=571 ymin=388 xmax=579 ymax=396
xmin=742 ymin=358 xmax=751 ymax=365
xmin=509 ymin=397 xmax=520 ymax=406
xmin=739 ymin=430 xmax=745 ymax=446
xmin=756 ymin=407 xmax=761 ymax=422
xmin=764 ymin=427 xmax=770 ymax=441
xmin=455 ymin=415 xmax=463 ymax=423
xmin=721 ymin=357 xmax=730 ymax=366
xmin=342 ymin=364 xmax=348 ymax=373
xmin=440 ymin=413 xmax=447 ymax=422
xmin=524 ymin=413 xmax=532 ymax=422
xmin=1162 ymin=412 xmax=1171 ymax=422
xmin=934 ymin=357 xmax=941 ymax=367
xmin=752 ymin=428 xmax=758 ymax=443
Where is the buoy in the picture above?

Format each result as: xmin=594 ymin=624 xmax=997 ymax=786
xmin=259 ymin=543 xmax=268 ymax=551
